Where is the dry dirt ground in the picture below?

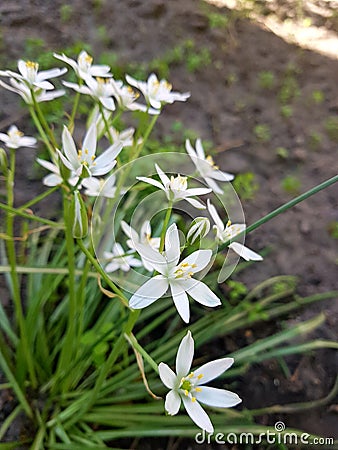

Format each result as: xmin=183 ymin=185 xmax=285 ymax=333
xmin=0 ymin=0 xmax=337 ymax=446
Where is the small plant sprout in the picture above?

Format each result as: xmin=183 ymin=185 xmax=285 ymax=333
xmin=0 ymin=125 xmax=36 ymax=149
xmin=137 ymin=163 xmax=211 ymax=209
xmin=159 ymin=330 xmax=241 ymax=433
xmin=129 ymin=223 xmax=221 ymax=322
xmin=208 ymin=200 xmax=263 ymax=261
xmin=185 ymin=138 xmax=234 ymax=194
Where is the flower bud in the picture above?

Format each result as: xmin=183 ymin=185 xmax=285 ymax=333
xmin=69 ymin=190 xmax=88 ymax=239
xmin=187 ymin=217 xmax=210 ymax=244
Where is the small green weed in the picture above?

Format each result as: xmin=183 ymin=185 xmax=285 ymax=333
xmin=233 ymin=172 xmax=259 ymax=200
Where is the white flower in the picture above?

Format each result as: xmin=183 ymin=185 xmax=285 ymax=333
xmin=54 ymin=50 xmax=111 ymax=80
xmin=104 ymin=243 xmax=142 ymax=273
xmin=129 ymin=223 xmax=221 ymax=322
xmin=207 ymin=200 xmax=263 ymax=261
xmin=57 ymin=123 xmax=121 ymax=178
xmin=0 ymin=60 xmax=67 ymax=90
xmin=0 ymin=78 xmax=65 ymax=104
xmin=36 ymin=158 xmax=79 ymax=187
xmin=111 ymin=79 xmax=159 ymax=114
xmin=82 ymin=175 xmax=117 ymax=198
xmin=126 ymin=73 xmax=190 ymax=110
xmin=0 ymin=125 xmax=36 ymax=149
xmin=187 ymin=217 xmax=210 ymax=244
xmin=137 ymin=164 xmax=211 ymax=210
xmin=63 ymin=76 xmax=116 ymax=111
xmin=121 ymin=220 xmax=160 ymax=271
xmin=159 ymin=330 xmax=241 ymax=433
xmin=186 ymin=139 xmax=234 ymax=194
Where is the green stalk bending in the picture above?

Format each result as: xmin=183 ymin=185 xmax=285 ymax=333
xmin=218 ymin=174 xmax=338 ymax=253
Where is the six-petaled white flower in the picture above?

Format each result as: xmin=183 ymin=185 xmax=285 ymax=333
xmin=104 ymin=243 xmax=142 ymax=273
xmin=186 ymin=139 xmax=234 ymax=194
xmin=208 ymin=200 xmax=263 ymax=261
xmin=121 ymin=220 xmax=160 ymax=271
xmin=129 ymin=223 xmax=221 ymax=322
xmin=63 ymin=76 xmax=117 ymax=111
xmin=54 ymin=50 xmax=111 ymax=80
xmin=57 ymin=124 xmax=121 ymax=178
xmin=126 ymin=73 xmax=190 ymax=110
xmin=0 ymin=125 xmax=36 ymax=149
xmin=0 ymin=60 xmax=67 ymax=90
xmin=0 ymin=78 xmax=65 ymax=104
xmin=111 ymin=79 xmax=159 ymax=114
xmin=159 ymin=330 xmax=242 ymax=433
xmin=137 ymin=164 xmax=211 ymax=210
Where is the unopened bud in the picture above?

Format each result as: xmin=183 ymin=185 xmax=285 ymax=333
xmin=69 ymin=190 xmax=88 ymax=239
xmin=187 ymin=217 xmax=210 ymax=244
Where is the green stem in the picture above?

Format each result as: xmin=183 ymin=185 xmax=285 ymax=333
xmin=218 ymin=174 xmax=338 ymax=253
xmin=77 ymin=239 xmax=129 ymax=307
xmin=98 ymin=103 xmax=114 ymax=144
xmin=55 ymin=193 xmax=78 ymax=393
xmin=19 ymin=186 xmax=59 ymax=211
xmin=28 ymin=106 xmax=55 ymax=160
xmin=30 ymin=89 xmax=58 ymax=150
xmin=0 ymin=202 xmax=61 ymax=227
xmin=125 ymin=332 xmax=159 ymax=374
xmin=69 ymin=80 xmax=83 ymax=127
xmin=5 ymin=149 xmax=37 ymax=388
xmin=159 ymin=200 xmax=173 ymax=252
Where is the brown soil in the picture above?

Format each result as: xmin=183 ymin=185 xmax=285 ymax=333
xmin=0 ymin=0 xmax=337 ymax=447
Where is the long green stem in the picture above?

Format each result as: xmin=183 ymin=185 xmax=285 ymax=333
xmin=0 ymin=202 xmax=61 ymax=227
xmin=5 ymin=149 xmax=37 ymax=388
xmin=218 ymin=174 xmax=338 ymax=253
xmin=98 ymin=103 xmax=114 ymax=144
xmin=159 ymin=200 xmax=173 ymax=252
xmin=31 ymin=90 xmax=58 ymax=150
xmin=77 ymin=239 xmax=129 ymax=307
xmin=28 ymin=106 xmax=55 ymax=159
xmin=55 ymin=193 xmax=78 ymax=393
xmin=19 ymin=186 xmax=59 ymax=211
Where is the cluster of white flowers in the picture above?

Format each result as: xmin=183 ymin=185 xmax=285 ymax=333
xmin=0 ymin=49 xmax=264 ymax=433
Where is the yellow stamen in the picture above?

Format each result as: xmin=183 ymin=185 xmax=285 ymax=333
xmin=197 ymin=374 xmax=203 ymax=380
xmin=184 ymin=390 xmax=189 ymax=396
xmin=195 ymin=387 xmax=202 ymax=392
xmin=227 ymin=220 xmax=232 ymax=227
xmin=191 ymin=397 xmax=196 ymax=402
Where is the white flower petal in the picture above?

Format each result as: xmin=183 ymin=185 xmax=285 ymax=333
xmin=185 ymin=197 xmax=206 ymax=210
xmin=43 ymin=173 xmax=62 ymax=187
xmin=195 ymin=386 xmax=242 ymax=408
xmin=165 ymin=390 xmax=181 ymax=416
xmin=158 ymin=362 xmax=177 ymax=389
xmin=82 ymin=124 xmax=97 ymax=159
xmin=185 ymin=139 xmax=197 ymax=159
xmin=62 ymin=126 xmax=79 ymax=167
xmin=195 ymin=139 xmax=206 ymax=159
xmin=134 ymin=243 xmax=167 ymax=274
xmin=181 ymin=396 xmax=214 ymax=433
xmin=155 ymin=164 xmax=170 ymax=187
xmin=129 ymin=275 xmax=168 ymax=309
xmin=207 ymin=199 xmax=224 ymax=232
xmin=176 ymin=330 xmax=194 ymax=378
xmin=165 ymin=223 xmax=180 ymax=268
xmin=170 ymin=282 xmax=190 ymax=323
xmin=183 ymin=279 xmax=221 ymax=307
xmin=228 ymin=242 xmax=263 ymax=261
xmin=136 ymin=176 xmax=165 ymax=191
xmin=179 ymin=249 xmax=212 ymax=274
xmin=209 ymin=170 xmax=234 ymax=182
xmin=204 ymin=176 xmax=223 ymax=194
xmin=194 ymin=358 xmax=234 ymax=385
